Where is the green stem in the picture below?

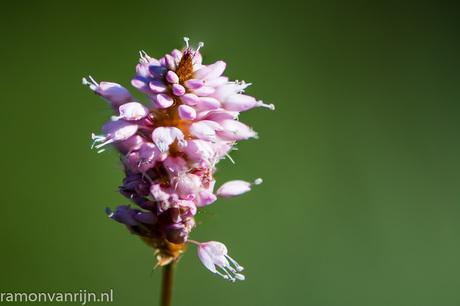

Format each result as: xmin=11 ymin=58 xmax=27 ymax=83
xmin=160 ymin=261 xmax=176 ymax=306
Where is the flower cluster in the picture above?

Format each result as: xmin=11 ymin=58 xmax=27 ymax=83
xmin=84 ymin=38 xmax=273 ymax=281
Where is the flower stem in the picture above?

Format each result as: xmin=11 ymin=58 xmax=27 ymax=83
xmin=160 ymin=261 xmax=176 ymax=306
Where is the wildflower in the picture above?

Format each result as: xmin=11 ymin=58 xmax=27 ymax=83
xmin=85 ymin=38 xmax=273 ymax=280
xmin=191 ymin=240 xmax=245 ymax=281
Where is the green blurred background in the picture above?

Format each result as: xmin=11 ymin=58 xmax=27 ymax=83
xmin=1 ymin=0 xmax=459 ymax=305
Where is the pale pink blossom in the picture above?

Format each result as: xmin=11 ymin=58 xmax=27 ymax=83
xmin=192 ymin=241 xmax=244 ymax=281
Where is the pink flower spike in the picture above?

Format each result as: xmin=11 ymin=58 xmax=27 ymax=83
xmin=194 ymin=241 xmax=244 ymax=281
xmin=216 ymin=178 xmax=263 ymax=198
xmin=178 ymin=104 xmax=197 ymax=120
xmin=118 ymin=102 xmax=150 ymax=121
xmin=86 ymin=38 xmax=274 ymax=272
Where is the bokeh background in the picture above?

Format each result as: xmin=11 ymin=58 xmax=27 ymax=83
xmin=1 ymin=0 xmax=459 ymax=305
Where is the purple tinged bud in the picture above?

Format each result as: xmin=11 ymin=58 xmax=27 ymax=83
xmin=165 ymin=54 xmax=176 ymax=70
xmin=140 ymin=200 xmax=156 ymax=211
xmin=171 ymin=49 xmax=182 ymax=61
xmin=136 ymin=63 xmax=152 ymax=79
xmin=216 ymin=178 xmax=262 ymax=198
xmin=131 ymin=76 xmax=152 ymax=94
xmin=172 ymin=84 xmax=186 ymax=96
xmin=166 ymin=70 xmax=179 ymax=84
xmin=149 ymin=65 xmax=167 ymax=79
xmin=149 ymin=81 xmax=168 ymax=93
xmin=118 ymin=102 xmax=150 ymax=121
xmin=180 ymin=93 xmax=199 ymax=106
xmin=155 ymin=94 xmax=174 ymax=108
xmin=134 ymin=211 xmax=158 ymax=224
xmin=164 ymin=223 xmax=188 ymax=244
xmin=184 ymin=79 xmax=204 ymax=90
xmin=178 ymin=104 xmax=197 ymax=120
xmin=106 ymin=205 xmax=138 ymax=226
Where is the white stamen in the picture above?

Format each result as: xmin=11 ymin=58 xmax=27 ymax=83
xmin=139 ymin=50 xmax=151 ymax=63
xmin=184 ymin=37 xmax=190 ymax=48
xmin=225 ymin=153 xmax=235 ymax=164
xmin=82 ymin=76 xmax=99 ymax=91
xmin=94 ymin=139 xmax=115 ymax=149
xmin=232 ymin=80 xmax=252 ymax=93
xmin=235 ymin=273 xmax=245 ymax=281
xmin=218 ymin=273 xmax=229 ymax=280
xmin=196 ymin=42 xmax=204 ymax=52
xmin=256 ymin=100 xmax=275 ymax=110
xmin=225 ymin=254 xmax=244 ymax=272
xmin=253 ymin=178 xmax=263 ymax=185
xmin=221 ymin=267 xmax=235 ymax=281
